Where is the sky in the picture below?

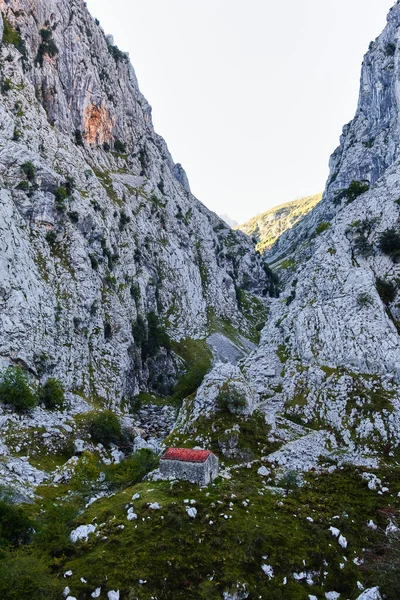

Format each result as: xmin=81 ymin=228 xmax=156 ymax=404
xmin=86 ymin=0 xmax=395 ymax=224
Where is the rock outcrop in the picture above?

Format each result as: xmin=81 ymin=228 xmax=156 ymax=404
xmin=0 ymin=0 xmax=270 ymax=403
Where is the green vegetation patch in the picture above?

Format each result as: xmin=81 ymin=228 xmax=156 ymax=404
xmin=4 ymin=459 xmax=398 ymax=599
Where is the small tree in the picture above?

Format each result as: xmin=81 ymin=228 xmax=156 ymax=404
xmin=376 ymin=278 xmax=396 ymax=304
xmin=89 ymin=411 xmax=121 ymax=447
xmin=346 ymin=180 xmax=370 ymax=202
xmin=0 ymin=367 xmax=37 ymax=413
xmin=21 ymin=161 xmax=35 ymax=181
xmin=39 ymin=378 xmax=65 ymax=410
xmin=217 ymin=382 xmax=247 ymax=414
xmin=278 ymin=470 xmax=301 ymax=493
xmin=378 ymin=228 xmax=400 ymax=260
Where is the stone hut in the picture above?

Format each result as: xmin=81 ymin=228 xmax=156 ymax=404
xmin=159 ymin=448 xmax=219 ymax=485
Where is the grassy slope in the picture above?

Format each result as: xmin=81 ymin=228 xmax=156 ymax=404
xmin=2 ymin=411 xmax=399 ymax=600
xmin=237 ymin=194 xmax=322 ymax=254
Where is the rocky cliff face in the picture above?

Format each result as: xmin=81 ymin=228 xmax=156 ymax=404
xmin=188 ymin=0 xmax=400 ymax=458
xmin=268 ymin=1 xmax=400 ymax=264
xmin=0 ymin=0 xmax=270 ymax=403
xmin=236 ymin=193 xmax=322 ymax=253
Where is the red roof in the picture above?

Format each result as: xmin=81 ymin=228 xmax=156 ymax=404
xmin=160 ymin=448 xmax=212 ymax=463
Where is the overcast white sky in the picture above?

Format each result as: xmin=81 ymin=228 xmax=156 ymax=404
xmin=86 ymin=0 xmax=394 ymax=223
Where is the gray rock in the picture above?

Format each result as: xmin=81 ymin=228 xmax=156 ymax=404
xmin=0 ymin=0 xmax=269 ymax=406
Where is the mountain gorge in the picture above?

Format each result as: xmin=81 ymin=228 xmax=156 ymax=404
xmin=0 ymin=1 xmax=399 ymax=600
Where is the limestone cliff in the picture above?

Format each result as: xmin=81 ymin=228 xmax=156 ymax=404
xmin=0 ymin=0 xmax=270 ymax=403
xmin=188 ymin=0 xmax=400 ymax=457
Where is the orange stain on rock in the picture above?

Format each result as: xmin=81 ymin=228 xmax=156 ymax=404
xmin=83 ymin=103 xmax=115 ymax=146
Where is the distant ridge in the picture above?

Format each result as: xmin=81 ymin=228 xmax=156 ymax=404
xmin=236 ymin=193 xmax=322 ymax=253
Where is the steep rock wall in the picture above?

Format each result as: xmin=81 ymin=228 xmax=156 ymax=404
xmin=0 ymin=0 xmax=269 ymax=403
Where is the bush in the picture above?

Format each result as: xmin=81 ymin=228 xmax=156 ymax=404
xmin=75 ymin=129 xmax=84 ymax=146
xmin=354 ymin=234 xmax=373 ymax=257
xmin=0 ymin=366 xmax=37 ymax=413
xmin=68 ymin=210 xmax=79 ymax=223
xmin=16 ymin=181 xmax=30 ymax=191
xmin=114 ymin=139 xmax=126 ymax=153
xmin=39 ymin=378 xmax=65 ymax=410
xmin=357 ymin=293 xmax=373 ymax=307
xmin=89 ymin=410 xmax=121 ymax=447
xmin=278 ymin=470 xmax=302 ymax=493
xmin=54 ymin=186 xmax=68 ymax=210
xmin=142 ymin=312 xmax=171 ymax=359
xmin=217 ymin=382 xmax=247 ymax=414
xmin=119 ymin=210 xmax=131 ymax=231
xmin=90 ymin=254 xmax=98 ymax=270
xmin=32 ymin=501 xmax=76 ymax=558
xmin=386 ymin=42 xmax=396 ymax=57
xmin=105 ymin=449 xmax=158 ymax=488
xmin=0 ymin=493 xmax=32 ymax=547
xmin=107 ymin=42 xmax=128 ymax=63
xmin=36 ymin=28 xmax=59 ymax=67
xmin=315 ymin=221 xmax=330 ymax=235
xmin=104 ymin=321 xmax=112 ymax=339
xmin=345 ymin=180 xmax=370 ymax=202
xmin=45 ymin=230 xmax=57 ymax=245
xmin=21 ymin=162 xmax=35 ymax=181
xmin=0 ymin=552 xmax=60 ymax=600
xmin=376 ymin=278 xmax=396 ymax=304
xmin=2 ymin=16 xmax=27 ymax=63
xmin=378 ymin=228 xmax=400 ymax=260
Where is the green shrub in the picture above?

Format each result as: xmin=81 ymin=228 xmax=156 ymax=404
xmin=45 ymin=230 xmax=57 ymax=245
xmin=357 ymin=292 xmax=373 ymax=307
xmin=68 ymin=210 xmax=79 ymax=223
xmin=21 ymin=161 xmax=35 ymax=181
xmin=378 ymin=228 xmax=400 ymax=260
xmin=32 ymin=501 xmax=76 ymax=558
xmin=89 ymin=254 xmax=98 ymax=270
xmin=105 ymin=449 xmax=158 ymax=488
xmin=143 ymin=312 xmax=171 ymax=359
xmin=0 ymin=552 xmax=60 ymax=600
xmin=354 ymin=234 xmax=373 ymax=257
xmin=119 ymin=210 xmax=131 ymax=231
xmin=0 ymin=366 xmax=37 ymax=413
xmin=0 ymin=494 xmax=32 ymax=547
xmin=114 ymin=139 xmax=126 ymax=153
xmin=54 ymin=186 xmax=68 ymax=211
xmin=104 ymin=321 xmax=112 ymax=339
xmin=36 ymin=28 xmax=59 ymax=67
xmin=89 ymin=410 xmax=121 ymax=447
xmin=2 ymin=16 xmax=27 ymax=63
xmin=216 ymin=382 xmax=247 ymax=414
xmin=16 ymin=181 xmax=30 ymax=191
xmin=315 ymin=221 xmax=330 ymax=235
xmin=385 ymin=42 xmax=396 ymax=56
xmin=130 ymin=283 xmax=140 ymax=303
xmin=39 ymin=378 xmax=65 ymax=410
xmin=70 ymin=450 xmax=101 ymax=490
xmin=132 ymin=312 xmax=170 ymax=359
xmin=75 ymin=129 xmax=84 ymax=146
xmin=345 ymin=180 xmax=370 ymax=202
xmin=2 ymin=16 xmax=21 ymax=46
xmin=107 ymin=42 xmax=128 ymax=63
xmin=1 ymin=77 xmax=12 ymax=92
xmin=278 ymin=470 xmax=301 ymax=493
xmin=376 ymin=277 xmax=396 ymax=304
